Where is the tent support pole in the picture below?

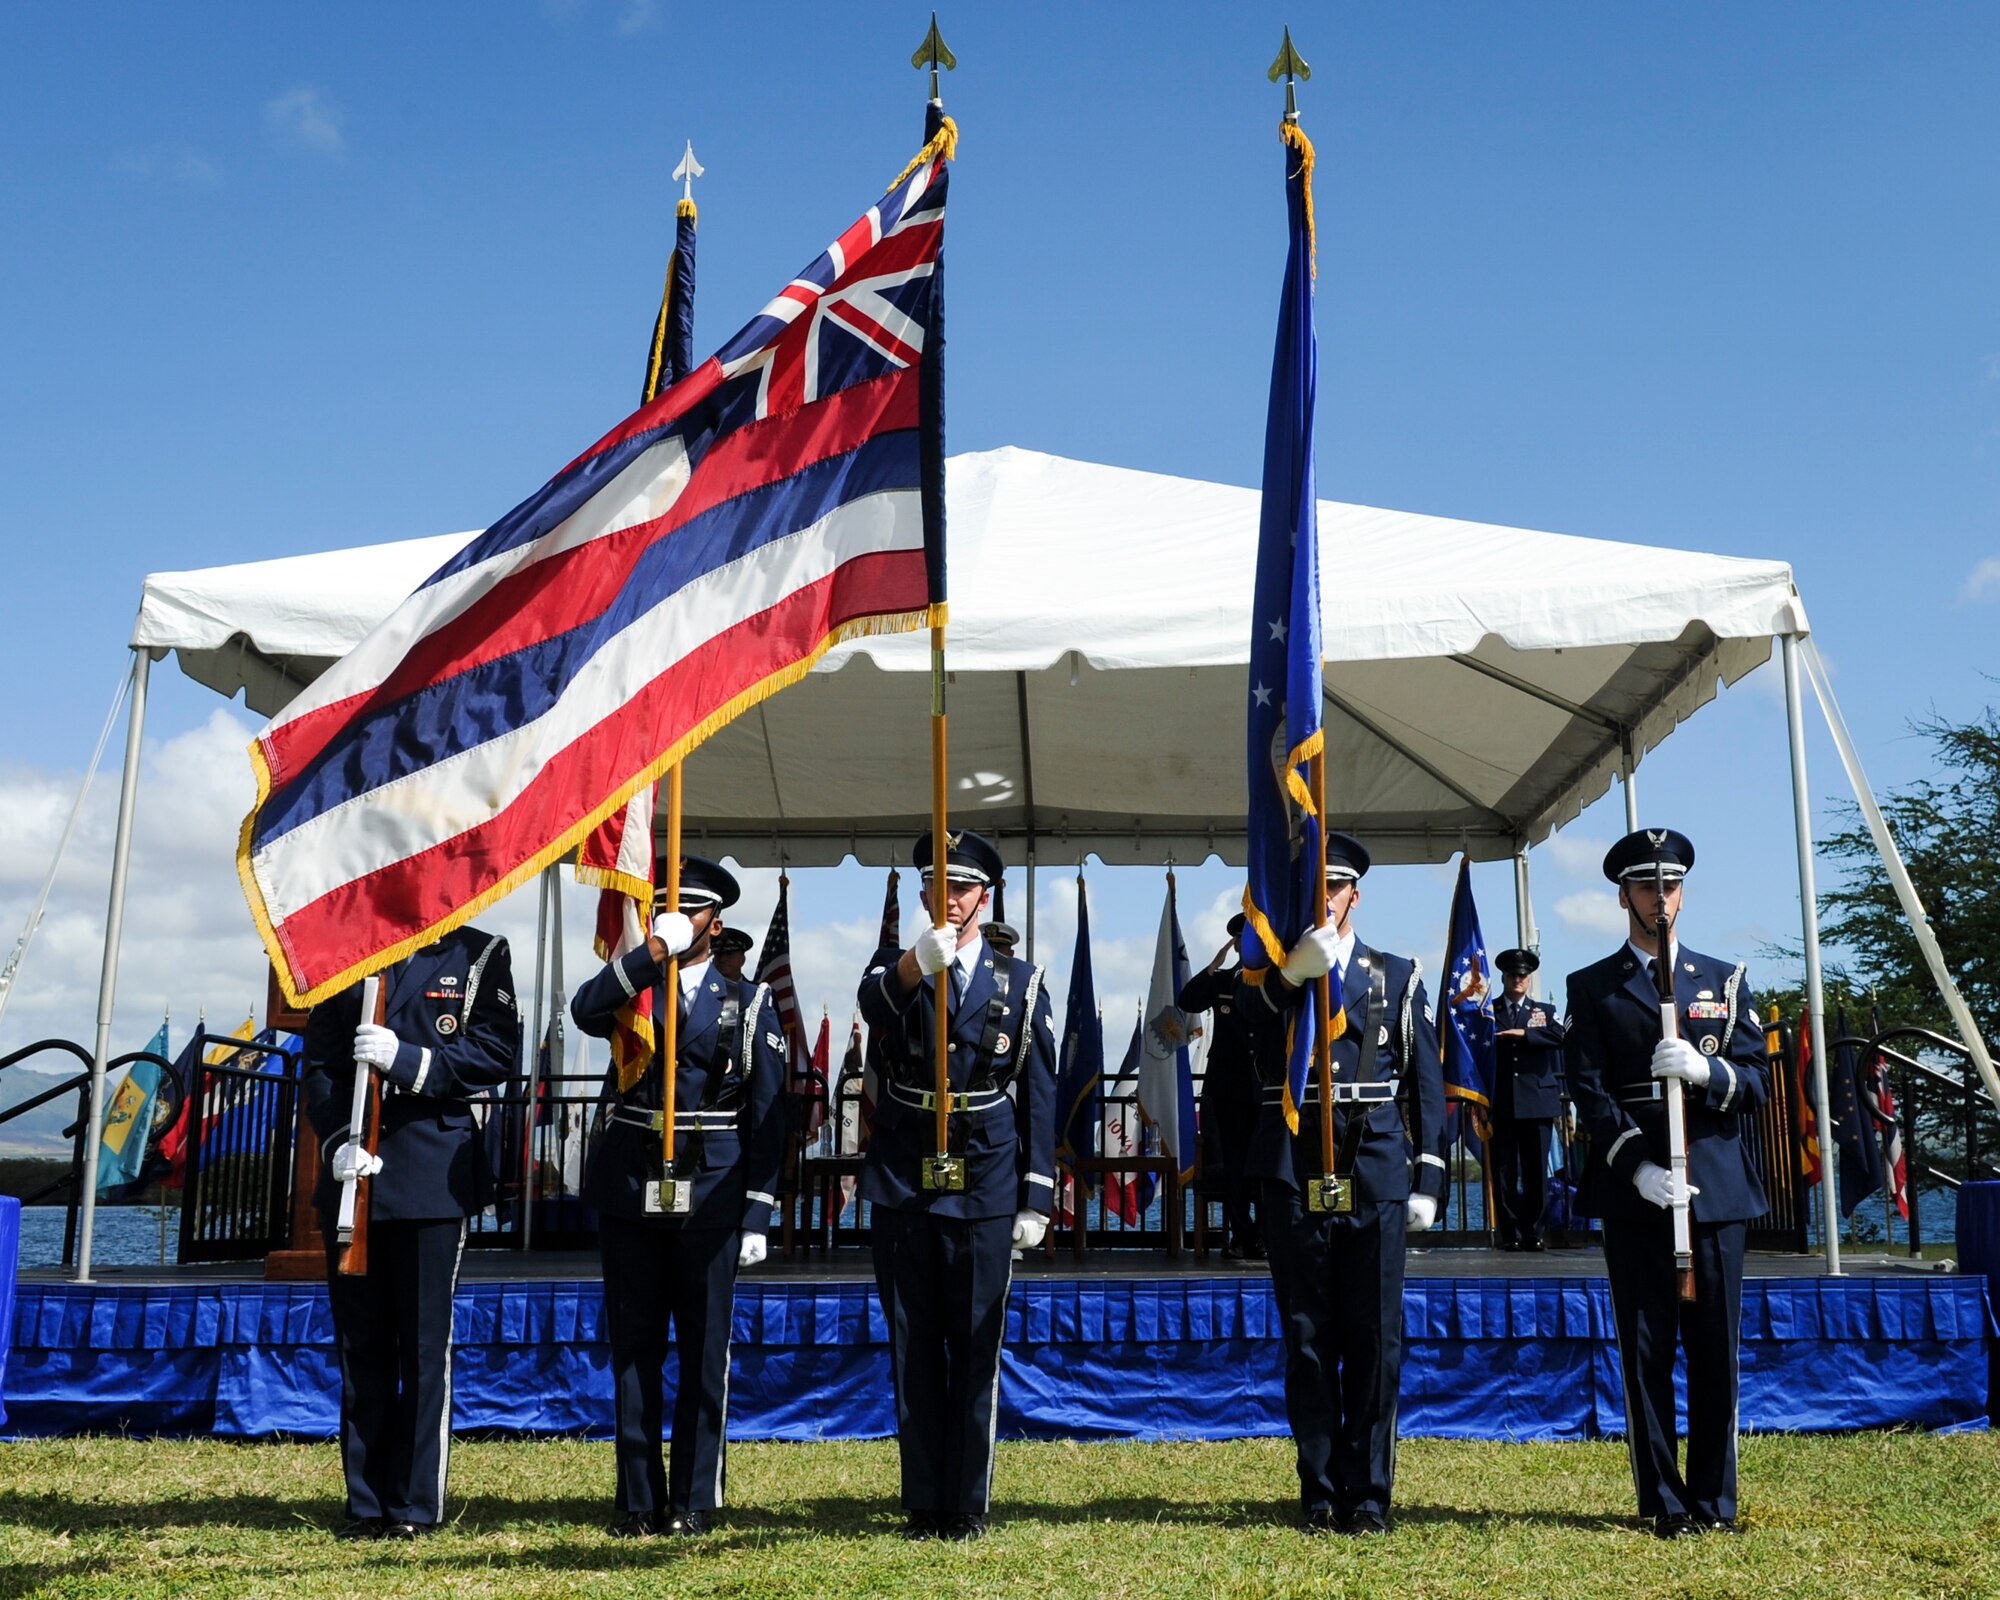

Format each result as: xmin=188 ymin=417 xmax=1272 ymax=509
xmin=1620 ymin=734 xmax=1639 ymax=831
xmin=1025 ymin=842 xmax=1037 ymax=963
xmin=1513 ymin=845 xmax=1538 ymax=953
xmin=521 ymin=865 xmax=553 ymax=1251
xmin=1782 ymin=634 xmax=1841 ymax=1274
xmin=76 ymin=647 xmax=150 ymax=1285
xmin=1798 ymin=636 xmax=2000 ymax=1112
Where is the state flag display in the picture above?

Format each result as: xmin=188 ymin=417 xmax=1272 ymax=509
xmin=1102 ymin=1015 xmax=1152 ymax=1227
xmin=1440 ymin=858 xmax=1496 ymax=1119
xmin=577 ymin=783 xmax=655 ymax=1090
xmin=756 ymin=872 xmax=816 ymax=1133
xmin=1240 ymin=119 xmax=1339 ymax=1133
xmin=240 ymin=118 xmax=956 ymax=1005
xmin=1827 ymin=1004 xmax=1884 ymax=1218
xmin=1055 ymin=875 xmax=1105 ymax=1189
xmin=1137 ymin=877 xmax=1199 ymax=1182
xmin=95 ymin=1020 xmax=168 ymax=1196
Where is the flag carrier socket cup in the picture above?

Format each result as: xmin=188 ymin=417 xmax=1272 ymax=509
xmin=922 ymin=1154 xmax=968 ymax=1193
xmin=645 ymin=1178 xmax=694 ymax=1216
xmin=1306 ymin=1171 xmax=1354 ymax=1215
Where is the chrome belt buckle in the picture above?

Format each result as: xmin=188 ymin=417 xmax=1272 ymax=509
xmin=1307 ymin=1173 xmax=1353 ymax=1215
xmin=644 ymin=1179 xmax=692 ymax=1216
xmin=921 ymin=1154 xmax=967 ymax=1193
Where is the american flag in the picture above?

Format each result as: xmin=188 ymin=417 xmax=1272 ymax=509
xmin=755 ymin=872 xmax=815 ymax=1134
xmin=240 ymin=119 xmax=954 ymax=1006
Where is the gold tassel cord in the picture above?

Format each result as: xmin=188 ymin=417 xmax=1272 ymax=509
xmin=1279 ymin=120 xmax=1316 ymax=280
xmin=887 ymin=115 xmax=959 ymax=194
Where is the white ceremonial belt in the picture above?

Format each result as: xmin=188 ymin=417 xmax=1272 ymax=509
xmin=887 ymin=1082 xmax=1008 ymax=1114
xmin=1262 ymin=1080 xmax=1399 ymax=1106
xmin=611 ymin=1107 xmax=741 ymax=1131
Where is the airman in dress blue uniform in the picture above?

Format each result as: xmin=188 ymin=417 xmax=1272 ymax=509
xmin=303 ymin=924 xmax=520 ymax=1540
xmin=710 ymin=926 xmax=755 ymax=984
xmin=1241 ymin=833 xmax=1447 ymax=1535
xmin=1179 ymin=911 xmax=1265 ymax=1260
xmin=857 ymin=828 xmax=1057 ymax=1541
xmin=1488 ymin=948 xmax=1567 ymax=1251
xmin=1564 ymin=829 xmax=1769 ymax=1538
xmin=571 ymin=856 xmax=786 ymax=1537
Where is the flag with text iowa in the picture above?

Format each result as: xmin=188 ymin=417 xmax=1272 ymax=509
xmin=241 ymin=124 xmax=954 ymax=1005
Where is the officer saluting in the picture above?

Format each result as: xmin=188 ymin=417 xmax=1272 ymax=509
xmin=1564 ymin=829 xmax=1769 ymax=1538
xmin=1488 ymin=948 xmax=1566 ymax=1251
xmin=571 ymin=855 xmax=785 ymax=1537
xmin=1242 ymin=833 xmax=1446 ymax=1535
xmin=303 ymin=924 xmax=519 ymax=1540
xmin=1179 ymin=911 xmax=1264 ymax=1260
xmin=857 ymin=828 xmax=1057 ymax=1541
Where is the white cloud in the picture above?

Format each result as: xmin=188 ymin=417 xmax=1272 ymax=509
xmin=1961 ymin=558 xmax=2000 ymax=603
xmin=264 ymin=86 xmax=345 ymax=157
xmin=1553 ymin=889 xmax=1628 ymax=937
xmin=617 ymin=0 xmax=659 ymax=34
xmin=113 ymin=146 xmax=223 ymax=188
xmin=1540 ymin=831 xmax=1611 ymax=879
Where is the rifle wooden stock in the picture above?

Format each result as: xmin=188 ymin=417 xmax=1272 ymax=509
xmin=335 ymin=975 xmax=388 ymax=1277
xmin=1652 ymin=870 xmax=1696 ymax=1304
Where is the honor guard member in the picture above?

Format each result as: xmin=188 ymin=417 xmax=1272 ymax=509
xmin=857 ymin=828 xmax=1057 ymax=1542
xmin=571 ymin=855 xmax=786 ymax=1537
xmin=1241 ymin=833 xmax=1447 ymax=1535
xmin=303 ymin=925 xmax=520 ymax=1540
xmin=1489 ymin=949 xmax=1567 ymax=1251
xmin=1179 ymin=912 xmax=1265 ymax=1260
xmin=984 ymin=920 xmax=1021 ymax=959
xmin=711 ymin=926 xmax=754 ymax=983
xmin=1564 ymin=829 xmax=1769 ymax=1538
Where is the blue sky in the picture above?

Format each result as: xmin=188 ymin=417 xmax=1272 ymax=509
xmin=3 ymin=3 xmax=1998 ymax=1125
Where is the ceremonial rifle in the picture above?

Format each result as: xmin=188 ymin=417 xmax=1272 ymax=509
xmin=335 ymin=974 xmax=386 ymax=1275
xmin=1651 ymin=861 xmax=1697 ymax=1302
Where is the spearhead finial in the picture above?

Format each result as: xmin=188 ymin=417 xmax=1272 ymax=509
xmin=1268 ymin=26 xmax=1311 ymax=121
xmin=912 ymin=12 xmax=956 ymax=101
xmin=672 ymin=139 xmax=704 ymax=204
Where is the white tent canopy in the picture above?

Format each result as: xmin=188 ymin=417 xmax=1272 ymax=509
xmin=131 ymin=446 xmax=1806 ymax=867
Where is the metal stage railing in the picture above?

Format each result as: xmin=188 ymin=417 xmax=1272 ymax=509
xmin=0 ymin=1038 xmax=184 ymax=1269
xmin=177 ymin=1031 xmax=301 ymax=1263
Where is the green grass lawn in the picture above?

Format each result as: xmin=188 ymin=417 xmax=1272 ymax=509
xmin=2 ymin=1431 xmax=1996 ymax=1598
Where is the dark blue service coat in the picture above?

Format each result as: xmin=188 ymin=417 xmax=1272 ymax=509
xmin=571 ymin=946 xmax=787 ymax=1233
xmin=303 ymin=927 xmax=520 ymax=1222
xmin=857 ymin=938 xmax=1058 ymax=1221
xmin=1241 ymin=943 xmax=1448 ymax=1204
xmin=1492 ymin=993 xmax=1567 ymax=1121
xmin=1564 ymin=943 xmax=1770 ymax=1224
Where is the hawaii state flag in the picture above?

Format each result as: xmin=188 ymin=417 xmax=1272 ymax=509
xmin=242 ymin=115 xmax=956 ymax=1006
xmin=1440 ymin=857 xmax=1496 ymax=1114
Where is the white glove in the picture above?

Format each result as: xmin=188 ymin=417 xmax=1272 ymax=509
xmin=330 ymin=1141 xmax=383 ymax=1183
xmin=913 ymin=924 xmax=958 ymax=977
xmin=736 ymin=1231 xmax=767 ymax=1268
xmin=1633 ymin=1160 xmax=1699 ymax=1210
xmin=352 ymin=1023 xmax=399 ymax=1071
xmin=1405 ymin=1193 xmax=1438 ymax=1233
xmin=1651 ymin=1037 xmax=1711 ymax=1087
xmin=1281 ymin=924 xmax=1342 ymax=984
xmin=1011 ymin=1210 xmax=1048 ymax=1249
xmin=651 ymin=911 xmax=696 ymax=958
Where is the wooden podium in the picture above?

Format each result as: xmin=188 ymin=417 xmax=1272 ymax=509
xmin=262 ymin=964 xmax=329 ymax=1281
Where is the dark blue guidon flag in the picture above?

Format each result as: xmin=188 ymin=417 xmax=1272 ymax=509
xmin=1055 ymin=875 xmax=1104 ymax=1187
xmin=1441 ymin=857 xmax=1496 ymax=1111
xmin=1240 ymin=119 xmax=1336 ymax=1132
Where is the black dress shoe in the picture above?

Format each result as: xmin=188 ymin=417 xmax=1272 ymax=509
xmin=1245 ymin=1238 xmax=1268 ymax=1261
xmin=665 ymin=1509 xmax=709 ymax=1536
xmin=1300 ymin=1505 xmax=1341 ymax=1535
xmin=333 ymin=1516 xmax=383 ymax=1541
xmin=900 ymin=1511 xmax=941 ymax=1540
xmin=1346 ymin=1509 xmax=1390 ymax=1536
xmin=1524 ymin=1238 xmax=1546 ymax=1252
xmin=941 ymin=1513 xmax=987 ymax=1542
xmin=1654 ymin=1512 xmax=1699 ymax=1540
xmin=606 ymin=1511 xmax=660 ymax=1538
xmin=379 ymin=1521 xmax=425 ymax=1541
xmin=1221 ymin=1241 xmax=1247 ymax=1262
xmin=1695 ymin=1516 xmax=1739 ymax=1534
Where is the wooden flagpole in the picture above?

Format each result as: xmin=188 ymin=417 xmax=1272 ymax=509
xmin=1310 ymin=753 xmax=1336 ymax=1187
xmin=658 ymin=765 xmax=683 ymax=1204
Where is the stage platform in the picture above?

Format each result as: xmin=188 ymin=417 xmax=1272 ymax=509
xmin=6 ymin=1250 xmax=1991 ymax=1443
